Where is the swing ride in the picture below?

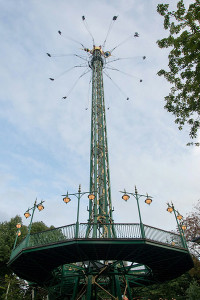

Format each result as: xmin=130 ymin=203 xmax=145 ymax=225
xmin=8 ymin=16 xmax=193 ymax=300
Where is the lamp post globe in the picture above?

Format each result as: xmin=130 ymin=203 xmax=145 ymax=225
xmin=16 ymin=223 xmax=21 ymax=229
xmin=37 ymin=203 xmax=44 ymax=211
xmin=63 ymin=196 xmax=71 ymax=204
xmin=177 ymin=213 xmax=183 ymax=220
xmin=17 ymin=230 xmax=21 ymax=237
xmin=145 ymin=197 xmax=152 ymax=205
xmin=122 ymin=194 xmax=130 ymax=201
xmin=88 ymin=193 xmax=95 ymax=200
xmin=182 ymin=224 xmax=187 ymax=231
xmin=167 ymin=206 xmax=173 ymax=213
xmin=24 ymin=211 xmax=31 ymax=219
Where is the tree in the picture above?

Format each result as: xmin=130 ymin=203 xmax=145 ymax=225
xmin=0 ymin=216 xmax=52 ymax=299
xmin=183 ymin=199 xmax=200 ymax=258
xmin=0 ymin=216 xmax=28 ymax=277
xmin=0 ymin=274 xmax=31 ymax=300
xmin=157 ymin=0 xmax=200 ymax=145
xmin=31 ymin=221 xmax=51 ymax=234
xmin=186 ymin=280 xmax=200 ymax=299
xmin=134 ymin=273 xmax=191 ymax=299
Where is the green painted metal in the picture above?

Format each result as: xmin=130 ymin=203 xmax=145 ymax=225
xmin=167 ymin=202 xmax=188 ymax=249
xmin=173 ymin=209 xmax=186 ymax=248
xmin=27 ymin=201 xmax=37 ymax=235
xmin=25 ymin=200 xmax=37 ymax=247
xmin=10 ymin=222 xmax=186 ymax=261
xmin=9 ymin=244 xmax=193 ymax=297
xmin=10 ymin=235 xmax=28 ymax=260
xmin=87 ymin=47 xmax=114 ymax=239
xmin=63 ymin=186 xmax=96 ymax=238
xmin=76 ymin=185 xmax=81 ymax=238
xmin=20 ymin=199 xmax=45 ymax=249
xmin=45 ymin=260 xmax=153 ymax=299
xmin=120 ymin=187 xmax=153 ymax=239
xmin=114 ymin=267 xmax=122 ymax=300
xmin=86 ymin=275 xmax=92 ymax=299
xmin=125 ymin=276 xmax=133 ymax=300
xmin=71 ymin=277 xmax=79 ymax=300
xmin=135 ymin=189 xmax=145 ymax=239
xmin=12 ymin=228 xmax=21 ymax=251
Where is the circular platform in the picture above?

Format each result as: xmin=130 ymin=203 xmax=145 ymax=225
xmin=8 ymin=223 xmax=193 ymax=286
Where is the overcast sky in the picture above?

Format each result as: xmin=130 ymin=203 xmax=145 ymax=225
xmin=0 ymin=0 xmax=199 ymax=234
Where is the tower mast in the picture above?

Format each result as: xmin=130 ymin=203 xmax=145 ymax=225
xmin=87 ymin=46 xmax=114 ymax=238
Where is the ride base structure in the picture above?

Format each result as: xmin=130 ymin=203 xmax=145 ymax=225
xmin=8 ymin=42 xmax=193 ymax=300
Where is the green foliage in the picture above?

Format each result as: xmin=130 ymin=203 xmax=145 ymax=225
xmin=0 ymin=274 xmax=30 ymax=300
xmin=184 ymin=199 xmax=200 ymax=258
xmin=31 ymin=221 xmax=50 ymax=234
xmin=186 ymin=280 xmax=200 ymax=299
xmin=134 ymin=273 xmax=191 ymax=299
xmin=157 ymin=0 xmax=200 ymax=145
xmin=0 ymin=216 xmax=28 ymax=277
xmin=0 ymin=274 xmax=47 ymax=299
xmin=0 ymin=216 xmax=52 ymax=298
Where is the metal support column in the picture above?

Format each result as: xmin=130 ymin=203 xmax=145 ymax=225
xmin=114 ymin=268 xmax=122 ymax=300
xmin=72 ymin=276 xmax=79 ymax=300
xmin=86 ymin=275 xmax=93 ymax=300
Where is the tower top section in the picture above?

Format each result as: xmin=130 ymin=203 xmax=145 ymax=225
xmin=84 ymin=45 xmax=111 ymax=68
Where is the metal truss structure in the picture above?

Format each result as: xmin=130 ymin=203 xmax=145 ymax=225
xmin=87 ymin=47 xmax=115 ymax=239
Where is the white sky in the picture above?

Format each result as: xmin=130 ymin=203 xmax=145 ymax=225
xmin=0 ymin=0 xmax=199 ymax=233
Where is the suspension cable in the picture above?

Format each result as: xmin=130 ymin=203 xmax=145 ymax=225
xmin=102 ymin=16 xmax=118 ymax=49
xmin=106 ymin=66 xmax=143 ymax=82
xmin=58 ymin=30 xmax=86 ymax=48
xmin=62 ymin=68 xmax=90 ymax=99
xmin=49 ymin=63 xmax=88 ymax=81
xmin=82 ymin=16 xmax=95 ymax=46
xmin=103 ymin=70 xmax=129 ymax=100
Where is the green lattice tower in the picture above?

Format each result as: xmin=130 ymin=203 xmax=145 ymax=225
xmin=86 ymin=46 xmax=115 ymax=238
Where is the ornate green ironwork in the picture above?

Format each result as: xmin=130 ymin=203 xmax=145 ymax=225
xmin=120 ymin=186 xmax=153 ymax=239
xmin=62 ymin=185 xmax=96 ymax=238
xmin=46 ymin=261 xmax=153 ymax=300
xmin=10 ymin=222 xmax=186 ymax=261
xmin=87 ymin=47 xmax=114 ymax=239
xmin=167 ymin=202 xmax=188 ymax=249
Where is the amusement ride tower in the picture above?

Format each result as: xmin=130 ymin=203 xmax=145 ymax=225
xmin=8 ymin=17 xmax=194 ymax=300
xmin=87 ymin=45 xmax=114 ymax=239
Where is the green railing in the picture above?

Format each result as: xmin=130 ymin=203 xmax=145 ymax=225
xmin=10 ymin=223 xmax=185 ymax=261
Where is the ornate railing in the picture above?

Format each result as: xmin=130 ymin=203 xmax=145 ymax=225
xmin=10 ymin=223 xmax=186 ymax=261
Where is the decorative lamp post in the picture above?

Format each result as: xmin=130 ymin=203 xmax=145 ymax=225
xmin=62 ymin=184 xmax=95 ymax=238
xmin=145 ymin=194 xmax=152 ymax=205
xmin=181 ymin=224 xmax=187 ymax=231
xmin=63 ymin=193 xmax=71 ymax=204
xmin=166 ymin=202 xmax=187 ymax=248
xmin=120 ymin=186 xmax=152 ymax=239
xmin=180 ymin=221 xmax=187 ymax=246
xmin=13 ymin=223 xmax=22 ymax=250
xmin=24 ymin=199 xmax=45 ymax=236
xmin=122 ymin=193 xmax=130 ymax=201
xmin=16 ymin=223 xmax=21 ymax=229
xmin=37 ymin=203 xmax=44 ymax=211
xmin=177 ymin=212 xmax=183 ymax=221
xmin=24 ymin=211 xmax=31 ymax=219
xmin=88 ymin=193 xmax=95 ymax=200
xmin=167 ymin=206 xmax=173 ymax=213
